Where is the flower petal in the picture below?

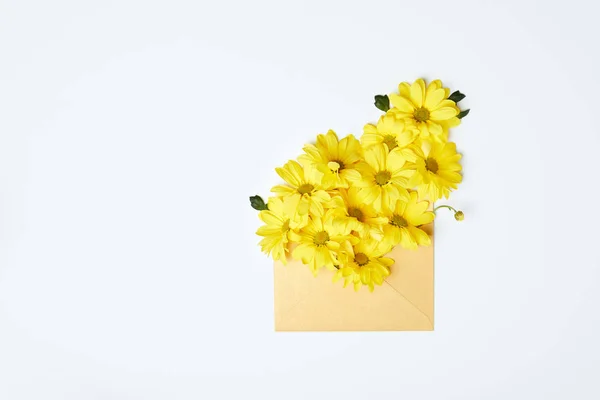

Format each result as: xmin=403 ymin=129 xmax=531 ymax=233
xmin=360 ymin=267 xmax=371 ymax=284
xmin=424 ymin=88 xmax=446 ymax=109
xmin=276 ymin=161 xmax=304 ymax=187
xmin=364 ymin=145 xmax=387 ymax=171
xmin=410 ymin=79 xmax=426 ymax=107
xmin=357 ymin=186 xmax=380 ymax=205
xmin=389 ymin=93 xmax=415 ymax=113
xmin=387 ymin=148 xmax=407 ymax=171
xmin=399 ymin=228 xmax=418 ymax=249
xmin=258 ymin=210 xmax=284 ymax=226
xmin=430 ymin=107 xmax=459 ymax=120
xmin=271 ymin=185 xmax=295 ymax=195
xmin=399 ymin=82 xmax=411 ymax=97
xmin=408 ymin=225 xmax=431 ymax=246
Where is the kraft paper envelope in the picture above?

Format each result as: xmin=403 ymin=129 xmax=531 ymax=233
xmin=274 ymin=223 xmax=434 ymax=331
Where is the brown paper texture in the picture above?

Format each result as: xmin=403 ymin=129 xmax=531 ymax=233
xmin=273 ymin=223 xmax=434 ymax=331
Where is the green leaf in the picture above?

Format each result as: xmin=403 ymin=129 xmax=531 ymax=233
xmin=457 ymin=109 xmax=470 ymax=119
xmin=374 ymin=94 xmax=390 ymax=112
xmin=448 ymin=90 xmax=466 ymax=103
xmin=249 ymin=195 xmax=268 ymax=211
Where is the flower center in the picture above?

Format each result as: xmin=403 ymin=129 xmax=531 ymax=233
xmin=281 ymin=219 xmax=290 ymax=233
xmin=297 ymin=183 xmax=314 ymax=195
xmin=382 ymin=135 xmax=398 ymax=150
xmin=425 ymin=157 xmax=439 ymax=174
xmin=348 ymin=207 xmax=364 ymax=222
xmin=390 ymin=214 xmax=408 ymax=228
xmin=414 ymin=107 xmax=430 ymax=122
xmin=354 ymin=252 xmax=369 ymax=266
xmin=314 ymin=231 xmax=330 ymax=246
xmin=374 ymin=171 xmax=391 ymax=186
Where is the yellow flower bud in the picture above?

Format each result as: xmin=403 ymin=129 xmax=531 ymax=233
xmin=454 ymin=211 xmax=464 ymax=221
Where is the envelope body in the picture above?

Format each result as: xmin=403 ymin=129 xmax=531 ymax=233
xmin=273 ymin=224 xmax=434 ymax=331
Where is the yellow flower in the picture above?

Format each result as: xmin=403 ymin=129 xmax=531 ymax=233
xmin=333 ymin=239 xmax=394 ymax=292
xmin=389 ymin=79 xmax=460 ymax=143
xmin=299 ymin=130 xmax=363 ymax=189
xmin=410 ymin=140 xmax=462 ymax=201
xmin=381 ymin=191 xmax=435 ymax=251
xmin=349 ymin=144 xmax=414 ymax=211
xmin=332 ymin=188 xmax=387 ymax=240
xmin=271 ymin=160 xmax=331 ymax=226
xmin=361 ymin=112 xmax=418 ymax=151
xmin=291 ymin=210 xmax=357 ymax=275
xmin=256 ymin=197 xmax=296 ymax=264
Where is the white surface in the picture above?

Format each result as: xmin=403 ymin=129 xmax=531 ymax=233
xmin=1 ymin=0 xmax=599 ymax=398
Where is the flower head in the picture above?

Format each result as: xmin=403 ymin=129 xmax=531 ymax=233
xmin=291 ymin=209 xmax=358 ymax=275
xmin=333 ymin=239 xmax=394 ymax=292
xmin=332 ymin=187 xmax=388 ymax=240
xmin=381 ymin=192 xmax=434 ymax=251
xmin=389 ymin=79 xmax=460 ymax=142
xmin=348 ymin=144 xmax=415 ymax=211
xmin=299 ymin=130 xmax=363 ymax=189
xmin=361 ymin=112 xmax=418 ymax=151
xmin=410 ymin=140 xmax=462 ymax=201
xmin=256 ymin=197 xmax=296 ymax=264
xmin=271 ymin=160 xmax=331 ymax=226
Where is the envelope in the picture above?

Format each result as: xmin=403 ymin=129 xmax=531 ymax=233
xmin=273 ymin=223 xmax=434 ymax=331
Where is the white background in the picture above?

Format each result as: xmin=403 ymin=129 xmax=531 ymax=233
xmin=1 ymin=0 xmax=599 ymax=398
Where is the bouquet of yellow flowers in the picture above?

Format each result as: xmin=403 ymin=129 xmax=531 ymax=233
xmin=251 ymin=78 xmax=468 ymax=292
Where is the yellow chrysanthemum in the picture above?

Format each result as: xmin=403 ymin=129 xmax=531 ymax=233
xmin=381 ymin=192 xmax=435 ymax=251
xmin=291 ymin=210 xmax=357 ymax=275
xmin=348 ymin=144 xmax=414 ymax=211
xmin=331 ymin=188 xmax=387 ymax=240
xmin=333 ymin=239 xmax=394 ymax=292
xmin=361 ymin=112 xmax=418 ymax=151
xmin=389 ymin=79 xmax=460 ymax=143
xmin=271 ymin=160 xmax=331 ymax=226
xmin=256 ymin=197 xmax=297 ymax=264
xmin=299 ymin=130 xmax=363 ymax=189
xmin=410 ymin=140 xmax=462 ymax=201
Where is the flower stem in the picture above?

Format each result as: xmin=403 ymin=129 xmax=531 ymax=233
xmin=434 ymin=205 xmax=464 ymax=221
xmin=434 ymin=205 xmax=458 ymax=214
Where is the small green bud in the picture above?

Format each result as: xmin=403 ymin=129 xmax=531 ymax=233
xmin=448 ymin=90 xmax=466 ymax=103
xmin=249 ymin=195 xmax=268 ymax=211
xmin=374 ymin=94 xmax=390 ymax=112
